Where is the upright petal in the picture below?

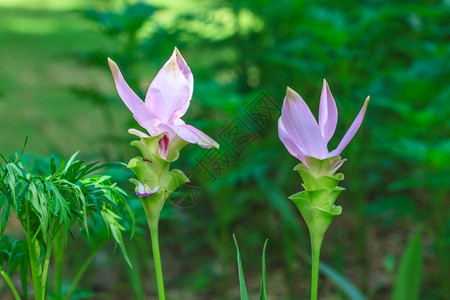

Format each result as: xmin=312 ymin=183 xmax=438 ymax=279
xmin=318 ymin=79 xmax=338 ymax=144
xmin=169 ymin=124 xmax=219 ymax=148
xmin=278 ymin=117 xmax=308 ymax=165
xmin=145 ymin=48 xmax=192 ymax=124
xmin=174 ymin=47 xmax=193 ymax=99
xmin=329 ymin=96 xmax=370 ymax=157
xmin=168 ymin=48 xmax=194 ymax=121
xmin=108 ymin=58 xmax=159 ymax=135
xmin=282 ymin=87 xmax=328 ymax=158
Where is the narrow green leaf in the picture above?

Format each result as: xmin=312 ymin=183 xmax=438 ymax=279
xmin=50 ymin=157 xmax=56 ymax=174
xmin=259 ymin=239 xmax=269 ymax=300
xmin=64 ymin=152 xmax=79 ymax=172
xmin=56 ymin=156 xmax=66 ymax=174
xmin=1 ymin=203 xmax=10 ymax=235
xmin=233 ymin=234 xmax=249 ymax=300
xmin=15 ymin=137 xmax=28 ymax=163
xmin=391 ymin=231 xmax=423 ymax=300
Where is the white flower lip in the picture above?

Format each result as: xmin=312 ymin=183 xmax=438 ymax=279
xmin=136 ymin=182 xmax=160 ymax=197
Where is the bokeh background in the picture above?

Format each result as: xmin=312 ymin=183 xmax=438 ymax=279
xmin=0 ymin=0 xmax=449 ymax=299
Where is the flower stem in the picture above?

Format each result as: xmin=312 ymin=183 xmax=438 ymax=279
xmin=53 ymin=230 xmax=64 ymax=298
xmin=149 ymin=224 xmax=166 ymax=300
xmin=25 ymin=204 xmax=43 ymax=300
xmin=310 ymin=231 xmax=323 ymax=300
xmin=40 ymin=243 xmax=53 ymax=299
xmin=0 ymin=270 xmax=21 ymax=300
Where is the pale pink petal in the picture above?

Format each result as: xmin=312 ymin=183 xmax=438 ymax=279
xmin=329 ymin=96 xmax=370 ymax=157
xmin=318 ymin=79 xmax=338 ymax=144
xmin=145 ymin=48 xmax=192 ymax=124
xmin=172 ymin=118 xmax=185 ymax=125
xmin=278 ymin=118 xmax=308 ymax=165
xmin=282 ymin=87 xmax=328 ymax=158
xmin=108 ymin=58 xmax=159 ymax=134
xmin=155 ymin=123 xmax=177 ymax=139
xmin=170 ymin=124 xmax=219 ymax=148
xmin=128 ymin=128 xmax=150 ymax=138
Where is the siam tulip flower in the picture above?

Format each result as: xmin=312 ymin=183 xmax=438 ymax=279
xmin=109 ymin=48 xmax=220 ymax=300
xmin=278 ymin=79 xmax=369 ymax=167
xmin=278 ymin=80 xmax=370 ymax=300
xmin=108 ymin=47 xmax=219 ymax=157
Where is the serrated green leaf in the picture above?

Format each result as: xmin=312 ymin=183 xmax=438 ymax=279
xmin=101 ymin=209 xmax=131 ymax=267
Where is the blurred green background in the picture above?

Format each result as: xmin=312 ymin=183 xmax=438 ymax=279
xmin=0 ymin=0 xmax=449 ymax=299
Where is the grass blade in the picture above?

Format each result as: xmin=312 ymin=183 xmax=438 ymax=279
xmin=233 ymin=234 xmax=249 ymax=300
xmin=259 ymin=239 xmax=269 ymax=300
xmin=391 ymin=231 xmax=423 ymax=300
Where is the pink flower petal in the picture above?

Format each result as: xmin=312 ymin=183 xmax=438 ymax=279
xmin=174 ymin=47 xmax=193 ymax=99
xmin=108 ymin=58 xmax=159 ymax=135
xmin=318 ymin=79 xmax=338 ymax=144
xmin=329 ymin=96 xmax=370 ymax=157
xmin=169 ymin=124 xmax=219 ymax=148
xmin=278 ymin=117 xmax=308 ymax=165
xmin=128 ymin=128 xmax=150 ymax=138
xmin=282 ymin=87 xmax=328 ymax=158
xmin=145 ymin=48 xmax=192 ymax=124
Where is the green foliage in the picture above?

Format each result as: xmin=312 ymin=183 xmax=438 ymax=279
xmin=0 ymin=149 xmax=134 ymax=297
xmin=392 ymin=231 xmax=423 ymax=300
xmin=84 ymin=2 xmax=156 ymax=36
xmin=0 ymin=151 xmax=134 ymax=260
xmin=0 ymin=237 xmax=28 ymax=297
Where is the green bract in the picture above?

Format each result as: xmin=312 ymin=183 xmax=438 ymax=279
xmin=289 ymin=156 xmax=345 ymax=239
xmin=288 ymin=156 xmax=347 ymax=300
xmin=128 ymin=131 xmax=189 ymax=227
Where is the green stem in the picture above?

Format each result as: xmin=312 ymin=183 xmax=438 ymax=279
xmin=26 ymin=204 xmax=43 ymax=300
xmin=1 ymin=269 xmax=21 ymax=300
xmin=54 ymin=230 xmax=65 ymax=299
xmin=149 ymin=224 xmax=166 ymax=300
xmin=64 ymin=241 xmax=104 ymax=300
xmin=40 ymin=243 xmax=53 ymax=299
xmin=310 ymin=232 xmax=323 ymax=300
